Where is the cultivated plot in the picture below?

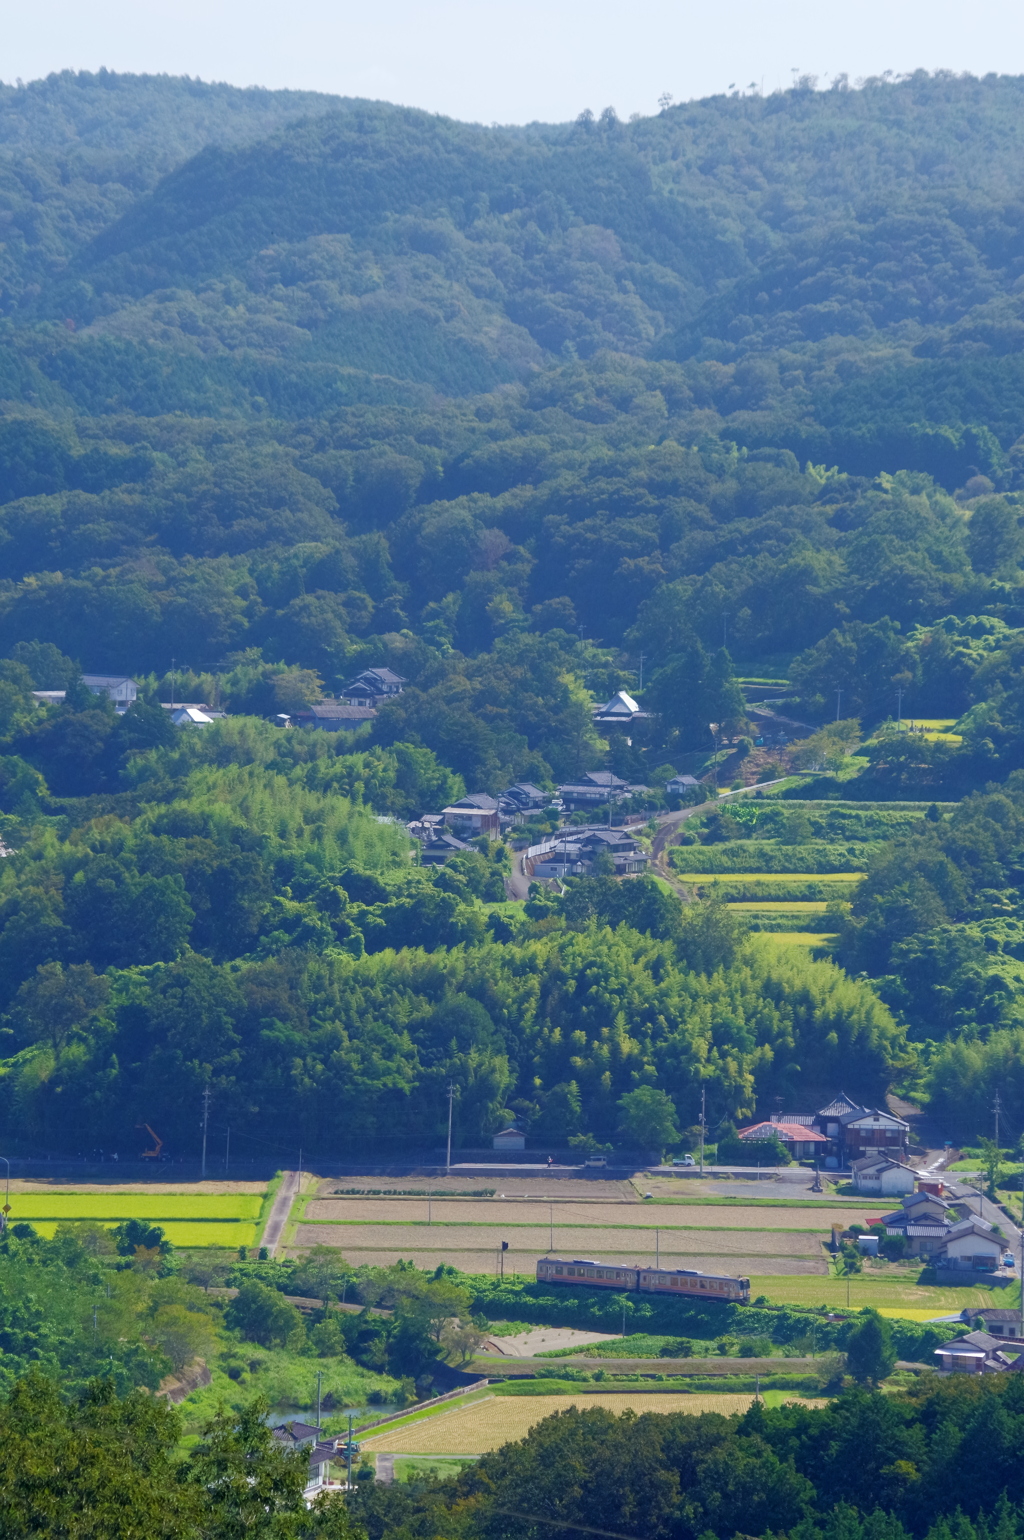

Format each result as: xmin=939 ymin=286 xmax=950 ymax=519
xmin=295 ymin=1222 xmax=823 ymax=1255
xmin=301 ymin=1198 xmax=848 ymax=1229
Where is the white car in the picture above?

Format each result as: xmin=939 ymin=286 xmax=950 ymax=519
xmin=673 ymin=1154 xmax=696 ymax=1167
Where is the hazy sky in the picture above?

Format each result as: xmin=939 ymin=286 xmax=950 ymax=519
xmin=6 ymin=0 xmax=1024 ymax=123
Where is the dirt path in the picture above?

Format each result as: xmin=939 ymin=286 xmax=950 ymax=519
xmin=261 ymin=1170 xmax=300 ymax=1256
xmin=375 ymin=1454 xmax=395 ymax=1483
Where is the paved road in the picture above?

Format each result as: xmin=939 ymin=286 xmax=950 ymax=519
xmin=260 ymin=1169 xmax=301 ymax=1256
xmin=375 ymin=1454 xmax=395 ymax=1484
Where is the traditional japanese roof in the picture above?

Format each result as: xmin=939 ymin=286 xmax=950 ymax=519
xmin=816 ymin=1091 xmax=861 ymax=1118
xmin=738 ymin=1120 xmax=828 ymax=1144
xmin=593 ymin=690 xmax=649 ymax=721
xmin=445 ymin=794 xmax=499 ymax=811
xmin=345 ymin=667 xmax=405 ymax=689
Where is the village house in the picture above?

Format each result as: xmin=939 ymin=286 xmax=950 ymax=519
xmin=339 ymin=667 xmax=406 ymax=707
xmin=939 ymin=1216 xmax=1007 ymax=1273
xmin=592 ymin=690 xmax=650 ymax=729
xmin=82 ymin=674 xmax=139 ymax=711
xmin=665 ymin=773 xmax=702 ymax=798
xmin=813 ymin=1092 xmax=910 ymax=1166
xmin=442 ymin=793 xmax=501 ymax=839
xmin=499 ymin=782 xmax=549 ymax=815
xmin=875 ymin=1190 xmax=957 ymax=1257
xmin=530 ymin=826 xmax=649 ymax=879
xmin=851 ymin=1153 xmax=917 ymax=1197
xmin=419 ymin=829 xmax=473 ymax=864
xmin=557 ymin=769 xmax=649 ymax=808
xmin=735 ymin=1118 xmax=829 ymax=1161
xmin=292 ymin=699 xmax=377 ymax=731
xmin=932 ymin=1330 xmax=1019 ymax=1373
xmin=960 ymin=1307 xmax=1024 ymax=1341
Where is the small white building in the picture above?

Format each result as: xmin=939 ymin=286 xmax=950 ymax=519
xmin=851 ymin=1154 xmax=917 ymax=1197
xmin=493 ymin=1127 xmax=526 ymax=1151
xmin=169 ymin=705 xmax=215 ymax=727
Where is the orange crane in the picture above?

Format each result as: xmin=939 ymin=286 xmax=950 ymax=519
xmin=136 ymin=1124 xmax=164 ymax=1159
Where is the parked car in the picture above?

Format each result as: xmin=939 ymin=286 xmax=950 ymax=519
xmin=584 ymin=1155 xmax=608 ymax=1168
xmin=673 ymin=1154 xmax=696 ymax=1167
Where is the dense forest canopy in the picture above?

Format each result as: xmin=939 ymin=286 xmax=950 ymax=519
xmin=0 ymin=70 xmax=1022 ymax=1153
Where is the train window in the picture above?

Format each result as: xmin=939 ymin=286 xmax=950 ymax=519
xmin=555 ymin=1266 xmax=563 ymax=1274
xmin=670 ymin=1277 xmax=679 ymax=1287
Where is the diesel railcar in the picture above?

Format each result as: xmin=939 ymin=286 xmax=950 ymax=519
xmin=536 ymin=1256 xmax=750 ymax=1304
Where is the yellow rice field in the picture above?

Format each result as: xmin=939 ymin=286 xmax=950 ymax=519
xmin=27 ymin=1220 xmax=260 ymax=1247
xmin=362 ymin=1394 xmax=825 ymax=1453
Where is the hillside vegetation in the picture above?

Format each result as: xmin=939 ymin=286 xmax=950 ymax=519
xmin=0 ymin=71 xmax=1022 ymax=1154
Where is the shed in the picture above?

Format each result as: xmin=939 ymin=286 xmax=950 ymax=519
xmin=493 ymin=1128 xmax=526 ymax=1151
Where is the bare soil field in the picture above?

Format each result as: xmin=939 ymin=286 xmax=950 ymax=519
xmin=294 ymin=1222 xmax=823 ymax=1257
xmin=302 ymin=1198 xmax=844 ymax=1229
xmin=362 ymin=1394 xmax=823 ymax=1454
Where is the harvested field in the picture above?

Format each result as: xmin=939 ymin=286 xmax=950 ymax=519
xmin=296 ymin=1221 xmax=822 ymax=1255
xmin=301 ymin=1198 xmax=841 ymax=1229
xmin=362 ymin=1394 xmax=824 ymax=1453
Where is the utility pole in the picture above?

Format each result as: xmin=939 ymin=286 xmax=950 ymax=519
xmin=224 ymin=1126 xmax=230 ymax=1177
xmin=0 ymin=1154 xmax=10 ymax=1233
xmin=428 ymin=1195 xmax=431 ymax=1225
xmin=723 ymin=613 xmax=729 ymax=648
xmin=550 ymin=1203 xmax=554 ymax=1253
xmin=316 ymin=1369 xmax=323 ymax=1430
xmin=347 ymin=1413 xmax=353 ymax=1490
xmin=446 ymin=1082 xmax=455 ymax=1175
xmin=655 ymin=1228 xmax=659 ymax=1268
xmin=638 ymin=653 xmax=646 ymax=691
xmin=994 ymin=1090 xmax=1002 ymax=1148
xmin=895 ymin=686 xmax=904 ymax=731
xmin=170 ymin=657 xmax=175 ymax=707
xmin=699 ymin=1087 xmax=706 ymax=1175
xmin=835 ymin=687 xmax=842 ymax=722
xmin=200 ymin=1086 xmax=210 ymax=1179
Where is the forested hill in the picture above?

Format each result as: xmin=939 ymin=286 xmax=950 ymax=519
xmin=7 ymin=70 xmax=1024 ymax=470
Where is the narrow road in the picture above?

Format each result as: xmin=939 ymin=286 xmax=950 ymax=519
xmin=260 ymin=1169 xmax=301 ymax=1257
xmin=375 ymin=1454 xmax=395 ymax=1484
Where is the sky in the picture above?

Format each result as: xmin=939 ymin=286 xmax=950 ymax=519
xmin=6 ymin=0 xmax=1024 ymax=124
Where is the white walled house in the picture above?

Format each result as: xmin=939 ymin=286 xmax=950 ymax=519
xmin=939 ymin=1218 xmax=1006 ymax=1272
xmin=82 ymin=674 xmax=138 ymax=711
xmin=851 ymin=1155 xmax=917 ymax=1196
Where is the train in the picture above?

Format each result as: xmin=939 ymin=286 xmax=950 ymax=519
xmin=536 ymin=1256 xmax=751 ymax=1304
